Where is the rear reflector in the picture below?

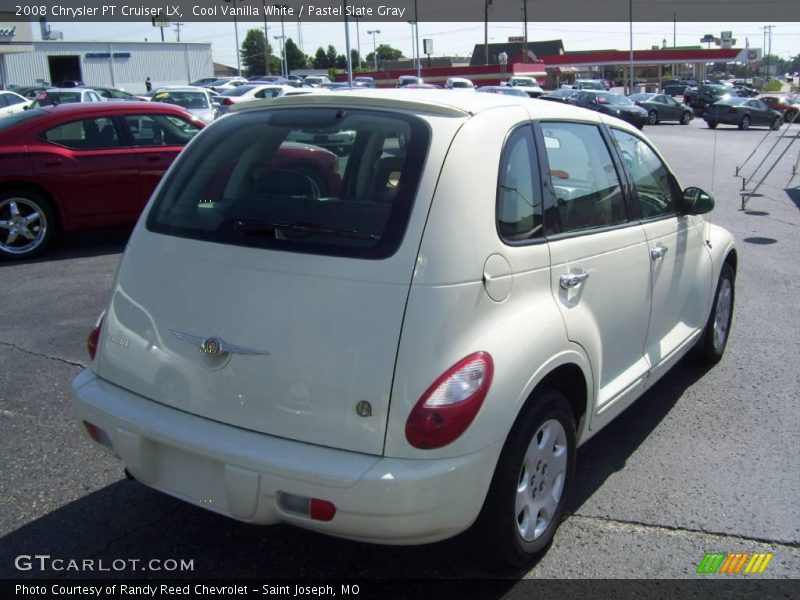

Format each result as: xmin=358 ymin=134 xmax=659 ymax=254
xmin=83 ymin=421 xmax=113 ymax=450
xmin=277 ymin=492 xmax=336 ymax=522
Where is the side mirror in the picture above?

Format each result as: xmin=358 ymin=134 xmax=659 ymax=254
xmin=23 ymin=105 xmax=29 ymax=110
xmin=681 ymin=186 xmax=715 ymax=215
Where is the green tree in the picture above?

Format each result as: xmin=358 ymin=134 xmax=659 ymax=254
xmin=240 ymin=29 xmax=272 ymax=77
xmin=350 ymin=49 xmax=361 ymax=69
xmin=365 ymin=43 xmax=404 ymax=66
xmin=313 ymin=47 xmax=329 ymax=69
xmin=326 ymin=45 xmax=338 ymax=69
xmin=284 ymin=38 xmax=306 ymax=71
xmin=335 ymin=53 xmax=348 ymax=69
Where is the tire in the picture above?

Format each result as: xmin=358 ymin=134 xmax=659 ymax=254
xmin=771 ymin=117 xmax=782 ymax=130
xmin=680 ymin=111 xmax=692 ymax=125
xmin=695 ymin=262 xmax=735 ymax=365
xmin=706 ymin=121 xmax=718 ymax=129
xmin=738 ymin=115 xmax=750 ymax=130
xmin=647 ymin=110 xmax=658 ymax=125
xmin=474 ymin=389 xmax=576 ymax=570
xmin=0 ymin=190 xmax=56 ymax=260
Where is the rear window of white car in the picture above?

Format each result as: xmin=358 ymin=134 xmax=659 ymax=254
xmin=147 ymin=108 xmax=430 ymax=259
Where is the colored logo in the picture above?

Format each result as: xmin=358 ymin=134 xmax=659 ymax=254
xmin=697 ymin=552 xmax=773 ymax=574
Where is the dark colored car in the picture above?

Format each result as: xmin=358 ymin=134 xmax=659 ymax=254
xmin=732 ymin=84 xmax=759 ymax=98
xmin=353 ymin=76 xmax=376 ymax=88
xmin=628 ymin=93 xmax=693 ymax=125
xmin=0 ymin=102 xmax=205 ymax=259
xmin=568 ymin=90 xmax=648 ymax=129
xmin=396 ymin=76 xmax=424 ymax=87
xmin=684 ymin=85 xmax=740 ymax=113
xmin=572 ymin=79 xmax=607 ymax=91
xmin=703 ymin=98 xmax=783 ymax=130
xmin=760 ymin=96 xmax=800 ymax=123
xmin=662 ymin=83 xmax=689 ymax=97
xmin=476 ymin=86 xmax=529 ymax=97
xmin=539 ymin=89 xmax=577 ymax=103
xmin=90 ymin=86 xmax=145 ymax=101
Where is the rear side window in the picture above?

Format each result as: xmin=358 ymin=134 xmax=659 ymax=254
xmin=540 ymin=122 xmax=628 ymax=235
xmin=147 ymin=108 xmax=430 ymax=259
xmin=121 ymin=114 xmax=201 ymax=147
xmin=497 ymin=126 xmax=543 ymax=242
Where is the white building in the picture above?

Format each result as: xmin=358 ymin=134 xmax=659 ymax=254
xmin=2 ymin=34 xmax=213 ymax=93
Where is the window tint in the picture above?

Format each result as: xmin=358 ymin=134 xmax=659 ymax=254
xmin=40 ymin=117 xmax=121 ymax=149
xmin=122 ymin=114 xmax=201 ymax=147
xmin=497 ymin=126 xmax=542 ymax=241
xmin=611 ymin=129 xmax=676 ymax=219
xmin=147 ymin=108 xmax=429 ymax=259
xmin=541 ymin=122 xmax=627 ymax=234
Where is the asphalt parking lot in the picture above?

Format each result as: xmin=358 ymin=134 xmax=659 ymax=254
xmin=1 ymin=115 xmax=799 ymax=583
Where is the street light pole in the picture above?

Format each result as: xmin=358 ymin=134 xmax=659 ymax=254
xmin=629 ymin=0 xmax=634 ymax=94
xmin=367 ymin=29 xmax=380 ymax=71
xmin=274 ymin=35 xmax=286 ymax=78
xmin=414 ymin=0 xmax=420 ymax=77
xmin=354 ymin=16 xmax=361 ymax=70
xmin=261 ymin=0 xmax=269 ymax=75
xmin=234 ymin=15 xmax=241 ymax=76
xmin=343 ymin=1 xmax=353 ymax=85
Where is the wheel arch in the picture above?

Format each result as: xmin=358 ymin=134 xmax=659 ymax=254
xmin=0 ymin=181 xmax=64 ymax=232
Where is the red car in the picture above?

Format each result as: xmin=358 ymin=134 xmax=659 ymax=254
xmin=761 ymin=96 xmax=800 ymax=123
xmin=0 ymin=102 xmax=205 ymax=259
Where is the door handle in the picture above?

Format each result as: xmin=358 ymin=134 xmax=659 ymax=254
xmin=559 ymin=272 xmax=590 ymax=290
xmin=650 ymin=245 xmax=669 ymax=261
xmin=43 ymin=158 xmax=62 ymax=166
xmin=144 ymin=155 xmax=161 ymax=162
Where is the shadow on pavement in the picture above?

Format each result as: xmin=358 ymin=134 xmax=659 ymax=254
xmin=0 ymin=227 xmax=131 ymax=268
xmin=0 ymin=362 xmax=711 ymax=582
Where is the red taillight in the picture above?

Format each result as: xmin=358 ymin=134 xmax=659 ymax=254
xmin=405 ymin=352 xmax=494 ymax=450
xmin=223 ymin=97 xmax=235 ymax=105
xmin=87 ymin=310 xmax=105 ymax=360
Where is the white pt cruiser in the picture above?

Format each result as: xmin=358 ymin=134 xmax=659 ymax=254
xmin=72 ymin=90 xmax=736 ymax=568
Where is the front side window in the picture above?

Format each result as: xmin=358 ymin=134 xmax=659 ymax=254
xmin=40 ymin=117 xmax=121 ymax=150
xmin=147 ymin=108 xmax=430 ymax=259
xmin=611 ymin=129 xmax=676 ymax=219
xmin=496 ymin=126 xmax=542 ymax=241
xmin=541 ymin=122 xmax=627 ymax=235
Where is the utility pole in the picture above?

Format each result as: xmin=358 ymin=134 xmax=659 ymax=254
xmin=343 ymin=0 xmax=353 ymax=85
xmin=522 ymin=0 xmax=528 ymax=63
xmin=173 ymin=22 xmax=183 ymax=42
xmin=484 ymin=0 xmax=491 ymax=66
xmin=760 ymin=25 xmax=774 ymax=78
xmin=354 ymin=16 xmax=361 ymax=69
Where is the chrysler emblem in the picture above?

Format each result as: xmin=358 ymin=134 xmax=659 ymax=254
xmin=201 ymin=338 xmax=221 ymax=355
xmin=170 ymin=330 xmax=270 ymax=357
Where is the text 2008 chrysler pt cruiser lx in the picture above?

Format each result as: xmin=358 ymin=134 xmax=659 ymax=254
xmin=72 ymin=90 xmax=736 ymax=567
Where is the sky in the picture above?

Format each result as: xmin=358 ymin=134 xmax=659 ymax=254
xmin=47 ymin=21 xmax=800 ymax=69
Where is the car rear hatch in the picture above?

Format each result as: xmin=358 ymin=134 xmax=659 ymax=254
xmin=93 ymin=104 xmax=446 ymax=456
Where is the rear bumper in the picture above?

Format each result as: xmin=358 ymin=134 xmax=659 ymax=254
xmin=71 ymin=369 xmax=500 ymax=545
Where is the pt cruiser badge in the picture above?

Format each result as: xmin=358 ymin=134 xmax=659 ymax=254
xmin=169 ymin=330 xmax=270 ymax=357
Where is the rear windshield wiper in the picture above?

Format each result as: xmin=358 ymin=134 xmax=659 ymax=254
xmin=234 ymin=220 xmax=381 ymax=241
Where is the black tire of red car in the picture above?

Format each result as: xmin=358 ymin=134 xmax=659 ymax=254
xmin=771 ymin=117 xmax=782 ymax=130
xmin=0 ymin=189 xmax=56 ymax=261
xmin=695 ymin=262 xmax=735 ymax=365
xmin=647 ymin=110 xmax=658 ymax=125
xmin=738 ymin=115 xmax=750 ymax=130
xmin=680 ymin=111 xmax=692 ymax=125
xmin=474 ymin=388 xmax=576 ymax=570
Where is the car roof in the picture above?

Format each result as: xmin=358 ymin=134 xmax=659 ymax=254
xmin=153 ymin=86 xmax=209 ymax=93
xmin=36 ymin=101 xmax=193 ymax=116
xmin=229 ymin=88 xmax=608 ymax=124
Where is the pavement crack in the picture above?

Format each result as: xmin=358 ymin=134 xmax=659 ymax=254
xmin=89 ymin=502 xmax=186 ymax=559
xmin=0 ymin=341 xmax=85 ymax=369
xmin=569 ymin=513 xmax=800 ymax=548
